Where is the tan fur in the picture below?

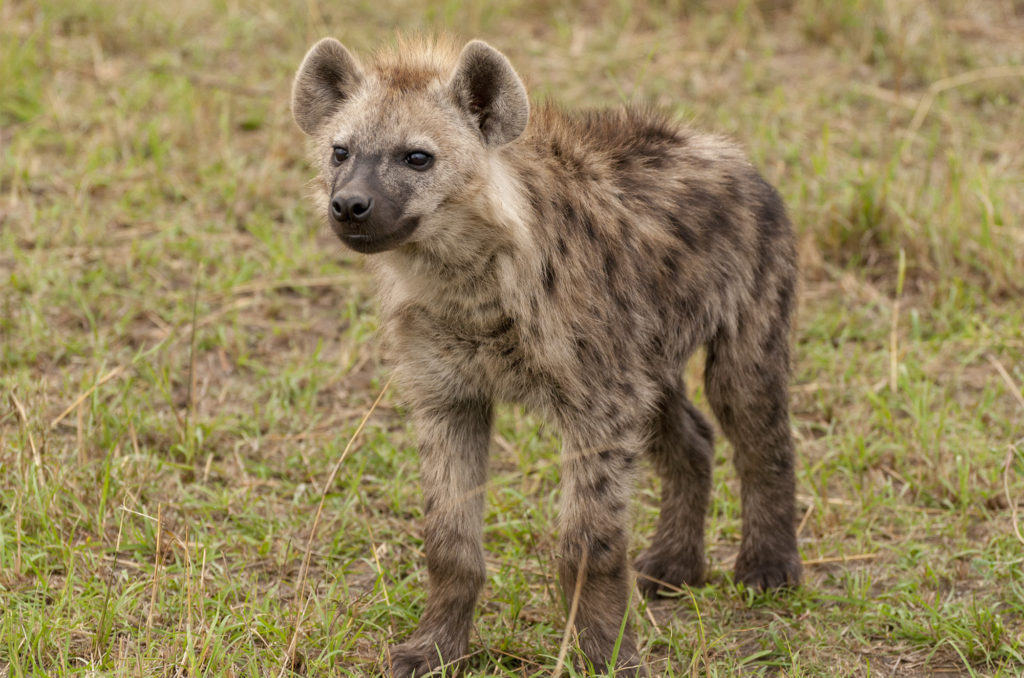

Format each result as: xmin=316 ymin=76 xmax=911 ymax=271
xmin=292 ymin=37 xmax=802 ymax=677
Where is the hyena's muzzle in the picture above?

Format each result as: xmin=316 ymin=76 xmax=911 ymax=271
xmin=327 ymin=155 xmax=421 ymax=254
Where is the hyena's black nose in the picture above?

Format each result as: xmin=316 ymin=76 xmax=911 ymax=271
xmin=329 ymin=196 xmax=346 ymax=222
xmin=347 ymin=196 xmax=373 ymax=222
xmin=330 ymin=194 xmax=374 ymax=223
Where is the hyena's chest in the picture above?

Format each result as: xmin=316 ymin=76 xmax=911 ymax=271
xmin=390 ymin=302 xmax=569 ymax=410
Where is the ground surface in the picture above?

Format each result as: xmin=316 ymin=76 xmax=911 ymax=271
xmin=2 ymin=0 xmax=1023 ymax=675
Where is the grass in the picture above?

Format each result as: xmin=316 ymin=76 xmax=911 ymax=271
xmin=2 ymin=0 xmax=1023 ymax=675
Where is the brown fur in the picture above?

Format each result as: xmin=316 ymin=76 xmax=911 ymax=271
xmin=292 ymin=37 xmax=802 ymax=677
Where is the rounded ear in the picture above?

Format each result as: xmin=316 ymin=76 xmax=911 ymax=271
xmin=448 ymin=40 xmax=529 ymax=147
xmin=292 ymin=38 xmax=365 ymax=135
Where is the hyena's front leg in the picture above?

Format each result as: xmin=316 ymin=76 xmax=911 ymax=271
xmin=558 ymin=434 xmax=645 ymax=676
xmin=389 ymin=397 xmax=493 ymax=678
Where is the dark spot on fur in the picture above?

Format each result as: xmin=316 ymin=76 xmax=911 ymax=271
xmin=751 ymin=175 xmax=790 ymax=290
xmin=717 ymin=400 xmax=734 ymax=428
xmin=755 ymin=176 xmax=786 ymax=236
xmin=648 ymin=332 xmax=665 ymax=356
xmin=777 ymin=281 xmax=794 ymax=321
xmin=598 ymin=448 xmax=613 ymax=462
xmin=603 ymin=252 xmax=617 ymax=281
xmin=754 ymin=236 xmax=775 ymax=289
xmin=542 ymin=259 xmax=556 ymax=294
xmin=549 ymin=383 xmax=571 ymax=411
xmin=667 ymin=210 xmax=699 ymax=250
xmin=474 ymin=298 xmax=501 ymax=314
xmin=592 ymin=535 xmax=613 ymax=556
xmin=424 ymin=497 xmax=435 ymax=514
xmin=577 ymin=208 xmax=597 ymax=241
xmin=486 ymin=315 xmax=516 ymax=338
xmin=644 ymin=153 xmax=669 ymax=170
xmin=677 ymin=291 xmax=701 ymax=323
xmin=768 ymin=395 xmax=788 ymax=426
xmin=706 ymin=198 xmax=732 ymax=235
xmin=557 ymin=237 xmax=568 ymax=257
xmin=686 ymin=186 xmax=715 ymax=212
xmin=617 ymin=217 xmax=632 ymax=239
xmin=574 ymin=334 xmax=604 ymax=364
xmin=761 ymin=323 xmax=787 ymax=359
xmin=561 ymin=200 xmax=577 ymax=224
xmin=616 ymin=166 xmax=645 ymax=194
xmin=591 ymin=474 xmax=609 ymax=494
xmin=662 ymin=252 xmax=679 ymax=277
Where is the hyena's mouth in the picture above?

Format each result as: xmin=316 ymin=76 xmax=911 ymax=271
xmin=332 ymin=216 xmax=421 ymax=254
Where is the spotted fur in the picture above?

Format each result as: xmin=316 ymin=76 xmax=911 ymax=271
xmin=292 ymin=36 xmax=801 ymax=677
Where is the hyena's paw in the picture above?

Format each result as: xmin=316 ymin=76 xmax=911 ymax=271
xmin=734 ymin=547 xmax=802 ymax=591
xmin=633 ymin=548 xmax=706 ymax=598
xmin=387 ymin=638 xmax=455 ymax=678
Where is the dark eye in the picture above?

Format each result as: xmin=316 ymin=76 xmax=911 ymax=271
xmin=331 ymin=146 xmax=349 ymax=166
xmin=404 ymin=151 xmax=434 ymax=170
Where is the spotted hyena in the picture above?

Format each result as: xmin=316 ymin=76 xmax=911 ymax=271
xmin=292 ymin=36 xmax=801 ymax=677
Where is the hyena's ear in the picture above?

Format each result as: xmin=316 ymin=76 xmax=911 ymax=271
xmin=449 ymin=40 xmax=529 ymax=147
xmin=292 ymin=38 xmax=364 ymax=135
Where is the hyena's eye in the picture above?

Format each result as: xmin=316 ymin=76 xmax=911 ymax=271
xmin=331 ymin=146 xmax=349 ymax=166
xmin=404 ymin=151 xmax=434 ymax=171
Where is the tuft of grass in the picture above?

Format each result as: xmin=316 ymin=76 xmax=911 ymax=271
xmin=2 ymin=0 xmax=1024 ymax=675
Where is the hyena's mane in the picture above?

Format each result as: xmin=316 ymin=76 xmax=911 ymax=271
xmin=369 ymin=35 xmax=463 ymax=92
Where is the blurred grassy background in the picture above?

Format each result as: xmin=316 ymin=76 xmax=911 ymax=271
xmin=2 ymin=0 xmax=1023 ymax=675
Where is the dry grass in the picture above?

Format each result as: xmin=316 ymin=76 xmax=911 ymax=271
xmin=2 ymin=0 xmax=1023 ymax=675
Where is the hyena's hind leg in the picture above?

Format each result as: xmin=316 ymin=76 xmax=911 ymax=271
xmin=634 ymin=383 xmax=714 ymax=597
xmin=704 ymin=298 xmax=802 ymax=589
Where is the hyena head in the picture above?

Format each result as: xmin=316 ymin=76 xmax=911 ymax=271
xmin=291 ymin=37 xmax=530 ymax=255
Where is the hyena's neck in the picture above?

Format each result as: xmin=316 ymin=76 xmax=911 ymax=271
xmin=373 ymin=154 xmax=543 ymax=323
